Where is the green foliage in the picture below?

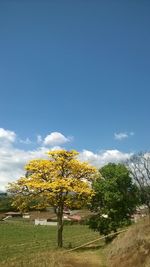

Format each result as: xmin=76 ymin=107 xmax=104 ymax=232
xmin=89 ymin=163 xmax=139 ymax=237
xmin=0 ymin=195 xmax=15 ymax=212
xmin=140 ymin=185 xmax=150 ymax=206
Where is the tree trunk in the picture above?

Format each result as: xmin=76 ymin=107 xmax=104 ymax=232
xmin=57 ymin=205 xmax=63 ymax=248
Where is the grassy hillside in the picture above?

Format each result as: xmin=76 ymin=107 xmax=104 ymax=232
xmin=107 ymin=217 xmax=150 ymax=267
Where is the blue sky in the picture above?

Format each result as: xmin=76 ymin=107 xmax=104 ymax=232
xmin=0 ymin=1 xmax=150 ymax=190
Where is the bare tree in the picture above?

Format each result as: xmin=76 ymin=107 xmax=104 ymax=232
xmin=127 ymin=152 xmax=150 ymax=214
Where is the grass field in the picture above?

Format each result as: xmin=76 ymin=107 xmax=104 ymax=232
xmin=2 ymin=218 xmax=149 ymax=267
xmin=0 ymin=221 xmax=106 ymax=266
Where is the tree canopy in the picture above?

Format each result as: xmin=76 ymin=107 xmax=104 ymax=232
xmin=89 ymin=163 xmax=138 ymax=239
xmin=0 ymin=194 xmax=14 ymax=212
xmin=8 ymin=149 xmax=97 ymax=247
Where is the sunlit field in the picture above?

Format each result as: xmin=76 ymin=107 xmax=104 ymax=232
xmin=0 ymin=221 xmax=106 ymax=266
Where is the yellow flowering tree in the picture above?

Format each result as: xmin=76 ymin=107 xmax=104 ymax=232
xmin=8 ymin=150 xmax=97 ymax=247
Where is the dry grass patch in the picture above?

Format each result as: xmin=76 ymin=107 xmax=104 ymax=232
xmin=1 ymin=250 xmax=104 ymax=267
xmin=107 ymin=217 xmax=150 ymax=267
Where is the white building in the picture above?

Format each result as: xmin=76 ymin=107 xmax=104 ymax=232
xmin=35 ymin=218 xmax=57 ymax=226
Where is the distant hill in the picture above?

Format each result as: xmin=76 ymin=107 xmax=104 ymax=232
xmin=0 ymin=192 xmax=7 ymax=197
xmin=107 ymin=217 xmax=150 ymax=267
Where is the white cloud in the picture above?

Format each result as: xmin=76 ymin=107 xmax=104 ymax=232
xmin=43 ymin=132 xmax=71 ymax=146
xmin=37 ymin=135 xmax=42 ymax=144
xmin=114 ymin=131 xmax=135 ymax=141
xmin=0 ymin=146 xmax=132 ymax=191
xmin=79 ymin=149 xmax=132 ymax=168
xmin=0 ymin=145 xmax=48 ymax=191
xmin=0 ymin=129 xmax=72 ymax=191
xmin=19 ymin=138 xmax=32 ymax=145
xmin=50 ymin=146 xmax=62 ymax=151
xmin=0 ymin=128 xmax=16 ymax=145
xmin=0 ymin=128 xmax=133 ymax=192
xmin=114 ymin=132 xmax=128 ymax=140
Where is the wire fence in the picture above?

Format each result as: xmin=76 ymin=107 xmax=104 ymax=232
xmin=64 ymin=228 xmax=128 ymax=253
